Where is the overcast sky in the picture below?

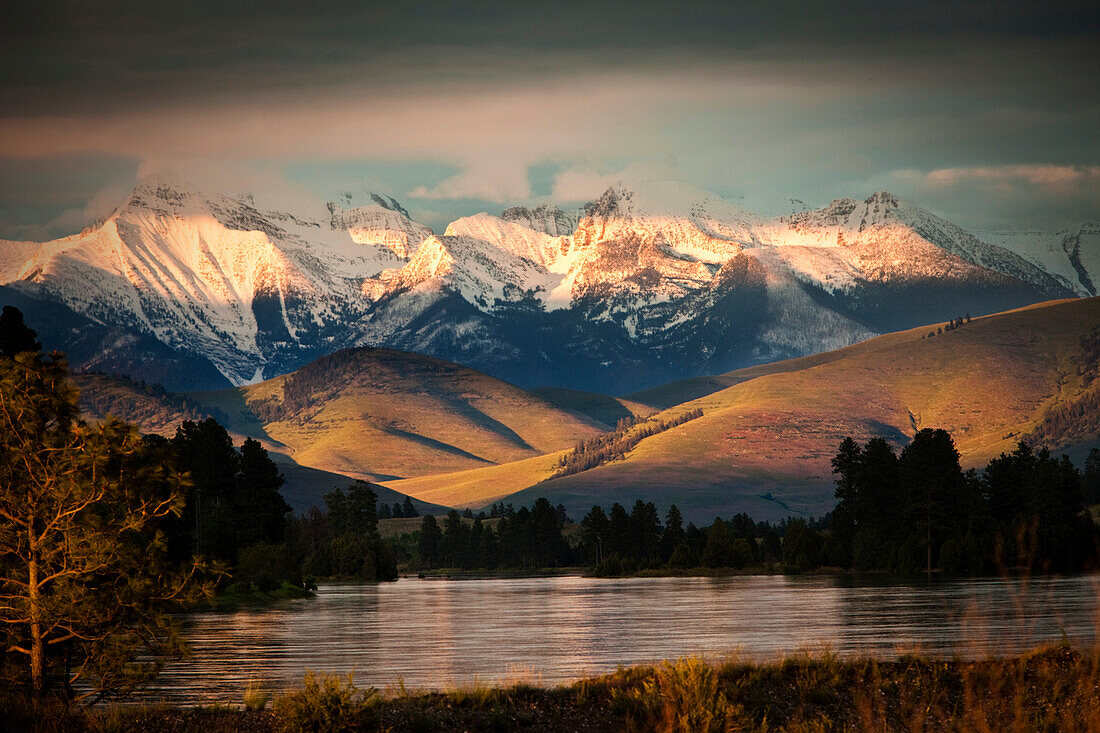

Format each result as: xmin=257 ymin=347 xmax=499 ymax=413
xmin=1 ymin=0 xmax=1097 ymax=238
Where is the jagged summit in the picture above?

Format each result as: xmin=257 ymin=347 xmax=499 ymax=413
xmin=500 ymin=204 xmax=579 ymax=237
xmin=865 ymin=190 xmax=901 ymax=207
xmin=328 ymin=197 xmax=432 ymax=259
xmin=370 ymin=193 xmax=411 ymax=218
xmin=0 ymin=174 xmax=1090 ymax=394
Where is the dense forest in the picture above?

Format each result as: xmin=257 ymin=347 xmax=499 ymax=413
xmin=397 ymin=497 xmax=819 ymax=575
xmin=157 ymin=417 xmax=398 ymax=593
xmin=831 ymin=430 xmax=1100 ymax=574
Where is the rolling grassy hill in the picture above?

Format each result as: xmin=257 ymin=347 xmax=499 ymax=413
xmin=203 ymin=348 xmax=610 ymax=482
xmin=73 ymin=370 xmax=449 ymax=514
xmin=384 ymin=298 xmax=1100 ymax=522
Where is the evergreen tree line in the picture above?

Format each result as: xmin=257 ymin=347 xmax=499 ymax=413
xmin=921 ymin=314 xmax=971 ymax=339
xmin=402 ymin=432 xmax=1099 ymax=577
xmin=378 ymin=496 xmax=419 ymax=518
xmin=404 ymin=496 xmax=837 ymax=575
xmin=552 ymin=408 xmax=704 ymax=479
xmin=151 ymin=417 xmax=400 ymax=590
xmin=578 ymin=501 xmax=802 ymax=575
xmin=415 ymin=498 xmax=572 ymax=570
xmin=831 ymin=429 xmax=1100 ymax=574
xmin=268 ymin=481 xmax=398 ymax=588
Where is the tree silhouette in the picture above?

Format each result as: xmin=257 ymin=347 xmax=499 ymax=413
xmin=418 ymin=515 xmax=442 ymax=569
xmin=0 ymin=306 xmax=41 ymax=357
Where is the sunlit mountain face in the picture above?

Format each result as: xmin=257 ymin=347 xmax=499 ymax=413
xmin=0 ymin=175 xmax=1087 ymax=393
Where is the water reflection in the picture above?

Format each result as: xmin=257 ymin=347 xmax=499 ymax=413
xmin=149 ymin=574 xmax=1100 ymax=702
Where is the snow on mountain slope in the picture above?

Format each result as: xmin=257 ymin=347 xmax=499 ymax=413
xmin=500 ymin=204 xmax=580 ymax=236
xmin=754 ymin=191 xmax=1072 ymax=295
xmin=977 ymin=222 xmax=1100 ymax=296
xmin=0 ymin=174 xmax=427 ymax=384
xmin=366 ymin=233 xmax=559 ymax=307
xmin=0 ymin=174 xmax=1087 ymax=394
xmin=329 ymin=199 xmax=433 ymax=259
xmin=572 ymin=182 xmax=759 ymax=264
xmin=0 ymin=241 xmax=41 ymax=282
xmin=444 ymin=213 xmax=567 ymax=269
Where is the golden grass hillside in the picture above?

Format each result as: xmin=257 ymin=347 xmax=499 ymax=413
xmin=390 ymin=298 xmax=1100 ymax=521
xmin=190 ymin=348 xmax=610 ymax=483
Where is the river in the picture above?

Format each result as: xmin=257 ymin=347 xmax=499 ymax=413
xmin=149 ymin=573 xmax=1100 ymax=702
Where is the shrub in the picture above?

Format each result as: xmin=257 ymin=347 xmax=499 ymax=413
xmin=273 ymin=671 xmax=376 ymax=732
xmin=243 ymin=680 xmax=270 ymax=711
xmin=618 ymin=658 xmax=746 ymax=732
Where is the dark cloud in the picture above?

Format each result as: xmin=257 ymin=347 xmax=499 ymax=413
xmin=0 ymin=1 xmax=1096 ymax=233
xmin=2 ymin=0 xmax=1097 ymax=112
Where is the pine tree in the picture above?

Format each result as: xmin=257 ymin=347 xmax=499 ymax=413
xmin=607 ymin=503 xmax=630 ymax=558
xmin=442 ymin=510 xmax=468 ymax=568
xmin=0 ymin=352 xmax=214 ymax=698
xmin=580 ymin=505 xmax=610 ymax=564
xmin=1084 ymin=448 xmax=1100 ymax=505
xmin=170 ymin=418 xmax=241 ymax=562
xmin=418 ymin=515 xmax=442 ymax=569
xmin=345 ymin=480 xmax=379 ymax=536
xmin=236 ymin=438 xmax=291 ymax=548
xmin=0 ymin=306 xmax=41 ymax=357
xmin=901 ymin=428 xmax=963 ymax=573
xmin=661 ymin=505 xmax=686 ymax=562
xmin=701 ymin=518 xmax=736 ymax=568
xmin=830 ymin=437 xmax=862 ymax=566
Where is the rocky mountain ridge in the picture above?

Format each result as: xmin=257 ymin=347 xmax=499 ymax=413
xmin=0 ymin=175 xmax=1088 ymax=392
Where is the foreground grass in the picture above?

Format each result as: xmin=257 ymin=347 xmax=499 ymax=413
xmin=8 ymin=645 xmax=1100 ymax=731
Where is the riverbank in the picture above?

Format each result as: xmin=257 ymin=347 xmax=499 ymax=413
xmin=207 ymin=581 xmax=314 ymax=609
xmin=10 ymin=644 xmax=1099 ymax=731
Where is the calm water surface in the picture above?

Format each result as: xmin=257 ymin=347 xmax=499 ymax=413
xmin=151 ymin=574 xmax=1100 ymax=701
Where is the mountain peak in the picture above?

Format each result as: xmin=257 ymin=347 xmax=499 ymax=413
xmin=583 ymin=186 xmax=628 ymax=219
xmin=864 ymin=190 xmax=901 ymax=209
xmin=327 ymin=197 xmax=432 ymax=259
xmin=370 ymin=193 xmax=411 ymax=219
xmin=500 ymin=204 xmax=579 ymax=237
xmin=122 ymin=172 xmax=206 ymax=215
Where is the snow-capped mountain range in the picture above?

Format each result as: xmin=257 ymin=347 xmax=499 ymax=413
xmin=0 ymin=174 xmax=1092 ymax=392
